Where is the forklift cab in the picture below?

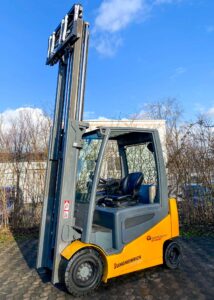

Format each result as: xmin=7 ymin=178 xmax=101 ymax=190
xmin=74 ymin=127 xmax=168 ymax=252
xmin=60 ymin=127 xmax=180 ymax=296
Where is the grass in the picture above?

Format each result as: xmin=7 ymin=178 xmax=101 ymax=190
xmin=0 ymin=227 xmax=39 ymax=245
xmin=180 ymin=224 xmax=214 ymax=238
xmin=0 ymin=228 xmax=14 ymax=244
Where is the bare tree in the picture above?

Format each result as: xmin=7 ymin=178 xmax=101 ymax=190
xmin=0 ymin=108 xmax=51 ymax=228
xmin=143 ymin=99 xmax=214 ymax=226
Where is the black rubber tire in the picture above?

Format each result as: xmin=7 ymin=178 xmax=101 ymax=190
xmin=164 ymin=241 xmax=182 ymax=269
xmin=64 ymin=248 xmax=103 ymax=297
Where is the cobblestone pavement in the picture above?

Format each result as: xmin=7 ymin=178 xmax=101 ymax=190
xmin=0 ymin=237 xmax=214 ymax=300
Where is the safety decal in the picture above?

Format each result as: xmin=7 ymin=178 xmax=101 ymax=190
xmin=63 ymin=200 xmax=70 ymax=219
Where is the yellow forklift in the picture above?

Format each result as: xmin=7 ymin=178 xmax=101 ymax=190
xmin=37 ymin=4 xmax=181 ymax=296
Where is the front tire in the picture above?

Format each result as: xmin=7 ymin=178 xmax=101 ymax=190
xmin=164 ymin=241 xmax=181 ymax=269
xmin=65 ymin=248 xmax=103 ymax=296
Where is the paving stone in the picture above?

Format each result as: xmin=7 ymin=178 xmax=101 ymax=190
xmin=0 ymin=238 xmax=214 ymax=299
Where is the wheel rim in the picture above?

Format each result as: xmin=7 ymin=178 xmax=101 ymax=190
xmin=72 ymin=258 xmax=98 ymax=288
xmin=168 ymin=245 xmax=180 ymax=265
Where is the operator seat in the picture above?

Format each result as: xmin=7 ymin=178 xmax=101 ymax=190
xmin=98 ymin=172 xmax=144 ymax=207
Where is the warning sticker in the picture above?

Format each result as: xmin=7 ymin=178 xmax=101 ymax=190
xmin=63 ymin=200 xmax=70 ymax=219
xmin=63 ymin=211 xmax=69 ymax=219
xmin=64 ymin=200 xmax=70 ymax=211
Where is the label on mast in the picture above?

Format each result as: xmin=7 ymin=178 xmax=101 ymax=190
xmin=63 ymin=200 xmax=70 ymax=219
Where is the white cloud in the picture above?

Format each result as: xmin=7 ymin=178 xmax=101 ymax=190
xmin=97 ymin=116 xmax=111 ymax=120
xmin=171 ymin=67 xmax=187 ymax=79
xmin=154 ymin=0 xmax=181 ymax=4
xmin=83 ymin=111 xmax=96 ymax=119
xmin=206 ymin=107 xmax=214 ymax=118
xmin=194 ymin=103 xmax=206 ymax=114
xmin=93 ymin=0 xmax=184 ymax=56
xmin=94 ymin=0 xmax=145 ymax=33
xmin=0 ymin=107 xmax=49 ymax=132
xmin=93 ymin=0 xmax=147 ymax=56
xmin=92 ymin=34 xmax=123 ymax=57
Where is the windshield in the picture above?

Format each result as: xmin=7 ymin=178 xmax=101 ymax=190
xmin=75 ymin=133 xmax=102 ymax=203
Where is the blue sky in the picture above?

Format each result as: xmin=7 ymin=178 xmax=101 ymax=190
xmin=0 ymin=0 xmax=214 ymax=121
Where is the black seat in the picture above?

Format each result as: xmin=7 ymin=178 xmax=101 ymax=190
xmin=98 ymin=172 xmax=144 ymax=207
xmin=120 ymin=172 xmax=144 ymax=196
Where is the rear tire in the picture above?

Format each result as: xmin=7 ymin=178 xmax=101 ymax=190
xmin=65 ymin=248 xmax=103 ymax=296
xmin=164 ymin=241 xmax=181 ymax=269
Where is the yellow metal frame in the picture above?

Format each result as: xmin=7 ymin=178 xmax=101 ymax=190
xmin=61 ymin=198 xmax=179 ymax=282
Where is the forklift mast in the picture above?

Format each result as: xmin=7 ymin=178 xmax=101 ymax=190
xmin=37 ymin=4 xmax=89 ymax=283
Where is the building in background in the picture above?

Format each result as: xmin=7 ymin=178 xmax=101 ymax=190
xmin=0 ymin=120 xmax=166 ymax=206
xmin=88 ymin=119 xmax=167 ymax=160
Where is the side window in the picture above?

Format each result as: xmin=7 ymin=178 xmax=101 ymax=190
xmin=100 ymin=140 xmax=122 ymax=180
xmin=76 ymin=137 xmax=102 ymax=202
xmin=126 ymin=140 xmax=159 ymax=204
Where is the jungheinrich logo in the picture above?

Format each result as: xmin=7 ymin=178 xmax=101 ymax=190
xmin=114 ymin=255 xmax=142 ymax=269
xmin=147 ymin=234 xmax=167 ymax=242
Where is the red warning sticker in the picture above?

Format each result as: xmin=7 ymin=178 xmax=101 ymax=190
xmin=63 ymin=200 xmax=70 ymax=219
xmin=64 ymin=200 xmax=70 ymax=211
xmin=63 ymin=211 xmax=69 ymax=219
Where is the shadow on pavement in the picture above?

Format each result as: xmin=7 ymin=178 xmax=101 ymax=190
xmin=10 ymin=227 xmax=69 ymax=293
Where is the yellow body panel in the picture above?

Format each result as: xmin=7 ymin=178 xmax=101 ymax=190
xmin=169 ymin=198 xmax=179 ymax=237
xmin=61 ymin=198 xmax=179 ymax=282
